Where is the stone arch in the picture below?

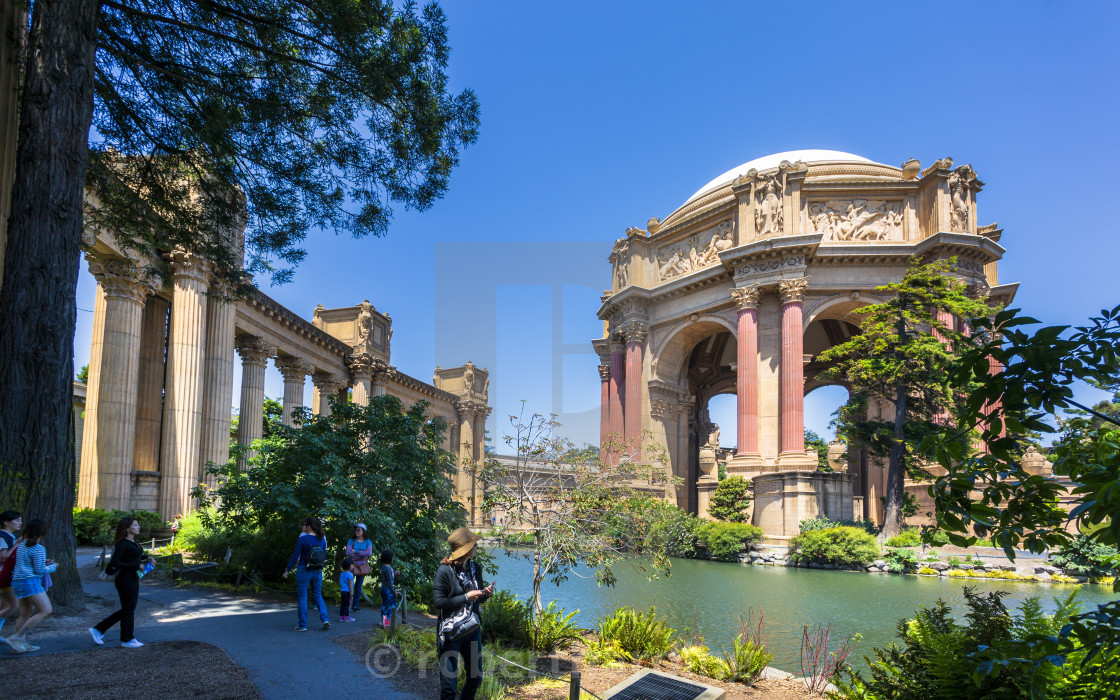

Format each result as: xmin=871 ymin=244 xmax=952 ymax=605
xmin=804 ymin=293 xmax=885 ymax=331
xmin=650 ymin=315 xmax=737 ymax=387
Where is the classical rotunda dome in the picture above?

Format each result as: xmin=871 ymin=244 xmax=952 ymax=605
xmin=685 ymin=149 xmax=873 ymax=204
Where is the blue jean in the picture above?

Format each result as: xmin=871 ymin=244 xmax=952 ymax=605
xmin=439 ymin=628 xmax=482 ymax=700
xmin=352 ymin=574 xmax=366 ymax=610
xmin=295 ymin=566 xmax=329 ymax=627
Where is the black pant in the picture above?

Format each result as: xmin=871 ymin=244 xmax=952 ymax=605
xmin=96 ymin=571 xmax=139 ymax=642
xmin=339 ymin=591 xmax=350 ymax=618
xmin=439 ymin=629 xmax=482 ymax=700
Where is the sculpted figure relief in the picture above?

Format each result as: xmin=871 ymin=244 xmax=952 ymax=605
xmin=808 ymin=199 xmax=904 ymax=241
xmin=656 ymin=221 xmax=733 ymax=281
xmin=755 ymin=176 xmax=783 ymax=236
xmin=949 ymin=165 xmax=973 ymax=232
xmin=610 ymin=237 xmax=630 ymax=289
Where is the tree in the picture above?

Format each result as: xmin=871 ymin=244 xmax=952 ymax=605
xmin=818 ymin=257 xmax=996 ymax=537
xmin=708 ymin=475 xmax=752 ymax=523
xmin=469 ymin=403 xmax=673 ymax=620
xmin=196 ymin=394 xmax=465 ymax=586
xmin=805 ymin=429 xmax=830 ymax=471
xmin=76 ymin=365 xmax=89 ymax=383
xmin=0 ymin=0 xmax=478 ymax=607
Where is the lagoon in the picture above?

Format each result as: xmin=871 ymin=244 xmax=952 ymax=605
xmin=483 ymin=548 xmax=1116 ymax=674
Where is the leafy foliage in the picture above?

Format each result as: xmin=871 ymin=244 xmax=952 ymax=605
xmin=708 ymin=475 xmax=753 ymax=522
xmin=1050 ymin=536 xmax=1120 ymax=579
xmin=820 ymin=257 xmax=997 ymax=536
xmin=483 ymin=590 xmax=531 ymax=647
xmin=196 ymin=395 xmax=465 ymax=585
xmin=76 ymin=365 xmax=89 ymax=383
xmin=695 ymin=521 xmax=763 ymax=562
xmin=789 ymin=527 xmax=880 ymax=567
xmin=800 ymin=517 xmax=880 ymax=536
xmin=805 ymin=429 xmax=832 ymax=471
xmin=527 ymin=600 xmax=582 ymax=653
xmin=593 ymin=607 xmax=676 ymax=663
xmin=884 ymin=528 xmax=922 ymax=548
xmin=883 ymin=548 xmax=919 ymax=573
xmin=73 ymin=507 xmax=166 ymax=545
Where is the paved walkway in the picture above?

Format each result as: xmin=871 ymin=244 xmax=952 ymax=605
xmin=0 ymin=551 xmax=420 ymax=700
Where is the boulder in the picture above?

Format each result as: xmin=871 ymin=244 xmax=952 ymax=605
xmin=928 ymin=561 xmax=950 ymax=571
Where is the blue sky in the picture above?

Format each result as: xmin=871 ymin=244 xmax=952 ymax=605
xmin=74 ymin=1 xmax=1120 ymax=449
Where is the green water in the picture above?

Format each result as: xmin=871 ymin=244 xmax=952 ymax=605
xmin=483 ymin=549 xmax=1116 ymax=674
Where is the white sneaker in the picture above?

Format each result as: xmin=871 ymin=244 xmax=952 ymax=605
xmin=121 ymin=639 xmax=144 ymax=648
xmin=88 ymin=628 xmax=104 ymax=645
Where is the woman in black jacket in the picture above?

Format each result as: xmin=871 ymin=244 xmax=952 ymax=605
xmin=433 ymin=527 xmax=494 ymax=700
xmin=89 ymin=517 xmax=151 ymax=648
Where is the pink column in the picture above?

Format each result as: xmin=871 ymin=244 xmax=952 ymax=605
xmin=598 ymin=364 xmax=610 ymax=462
xmin=779 ymin=278 xmax=810 ymax=456
xmin=608 ymin=338 xmax=626 ymax=459
xmin=623 ymin=323 xmax=647 ymax=458
xmin=731 ymin=286 xmax=760 ymax=456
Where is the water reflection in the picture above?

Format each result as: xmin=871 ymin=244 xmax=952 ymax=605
xmin=483 ymin=548 xmax=1116 ymax=674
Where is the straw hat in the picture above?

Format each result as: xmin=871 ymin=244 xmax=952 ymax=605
xmin=447 ymin=527 xmax=481 ymax=561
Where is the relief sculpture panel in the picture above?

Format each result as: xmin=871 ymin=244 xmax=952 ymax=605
xmin=656 ymin=220 xmax=734 ymax=281
xmin=807 ymin=199 xmax=904 ymax=241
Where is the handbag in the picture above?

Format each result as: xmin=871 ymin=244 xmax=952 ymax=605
xmin=438 ymin=603 xmax=480 ymax=647
xmin=352 ymin=561 xmax=371 ymax=576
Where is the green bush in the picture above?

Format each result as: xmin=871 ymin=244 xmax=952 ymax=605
xmin=483 ymin=590 xmax=530 ymax=647
xmin=883 ymin=548 xmax=919 ymax=573
xmin=595 ymin=606 xmax=675 ymax=663
xmin=708 ymin=476 xmax=752 ymax=523
xmin=1050 ymin=535 xmax=1120 ymax=578
xmin=789 ymin=526 xmax=880 ymax=567
xmin=528 ymin=600 xmax=582 ymax=653
xmin=681 ymin=645 xmax=731 ymax=678
xmin=884 ymin=528 xmax=921 ymax=548
xmin=646 ymin=505 xmax=701 ymax=558
xmin=726 ymin=634 xmax=772 ymax=684
xmin=799 ymin=516 xmax=880 ymax=536
xmin=696 ymin=521 xmax=763 ymax=562
xmin=73 ymin=507 xmax=167 ymax=545
xmin=924 ymin=529 xmax=951 ymax=547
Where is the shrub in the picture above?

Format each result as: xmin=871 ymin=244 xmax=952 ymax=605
xmin=696 ymin=521 xmax=763 ymax=562
xmin=73 ymin=507 xmax=167 ymax=545
xmin=923 ymin=529 xmax=951 ymax=547
xmin=680 ymin=645 xmax=731 ymax=679
xmin=799 ymin=517 xmax=880 ymax=536
xmin=725 ymin=610 xmax=772 ymax=685
xmin=917 ymin=566 xmax=939 ymax=575
xmin=596 ymin=607 xmax=675 ymax=662
xmin=884 ymin=528 xmax=921 ymax=548
xmin=528 ymin=601 xmax=582 ymax=653
xmin=484 ymin=590 xmax=530 ymax=647
xmin=789 ymin=527 xmax=879 ymax=567
xmin=648 ymin=506 xmax=701 ymax=558
xmin=883 ymin=548 xmax=918 ymax=573
xmin=1049 ymin=535 xmax=1120 ymax=578
xmin=708 ymin=476 xmax=752 ymax=523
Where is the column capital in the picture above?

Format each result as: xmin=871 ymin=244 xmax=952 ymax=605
xmin=347 ymin=352 xmax=375 ymax=381
xmin=598 ymin=365 xmax=611 ymax=382
xmin=86 ymin=255 xmax=161 ymax=303
xmin=275 ymin=356 xmax=312 ymax=382
xmin=620 ymin=320 xmax=648 ymax=344
xmin=370 ymin=357 xmax=395 ymax=380
xmin=456 ymin=398 xmax=484 ymax=420
xmin=312 ymin=371 xmax=346 ymax=394
xmin=778 ymin=277 xmax=811 ymax=304
xmin=234 ymin=335 xmax=273 ymax=367
xmin=166 ymin=248 xmax=212 ymax=284
xmin=730 ymin=284 xmax=760 ymax=310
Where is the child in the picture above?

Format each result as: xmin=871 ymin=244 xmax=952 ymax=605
xmin=338 ymin=557 xmax=355 ymax=622
xmin=379 ymin=549 xmax=397 ymax=628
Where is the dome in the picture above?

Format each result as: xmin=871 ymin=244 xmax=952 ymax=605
xmin=684 ymin=149 xmax=874 ymax=204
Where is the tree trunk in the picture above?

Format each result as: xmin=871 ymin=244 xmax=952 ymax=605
xmin=531 ymin=532 xmax=543 ymax=617
xmin=0 ymin=0 xmax=101 ymax=608
xmin=882 ymin=382 xmax=907 ymax=538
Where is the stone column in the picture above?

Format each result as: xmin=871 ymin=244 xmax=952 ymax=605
xmin=348 ymin=353 xmax=373 ymax=406
xmin=622 ymin=322 xmax=647 ymax=458
xmin=456 ymin=402 xmax=477 ymax=515
xmin=276 ymin=356 xmax=312 ymax=426
xmin=778 ymin=278 xmax=810 ymax=461
xmin=312 ymin=372 xmax=345 ymax=417
xmin=472 ymin=408 xmax=490 ymax=525
xmin=85 ymin=258 xmax=158 ymax=509
xmin=598 ymin=364 xmax=610 ymax=462
xmin=159 ymin=251 xmax=211 ymax=519
xmin=607 ymin=337 xmax=626 ymax=461
xmin=235 ymin=336 xmax=272 ymax=468
xmin=731 ymin=285 xmax=760 ymax=459
xmin=133 ymin=296 xmax=169 ymax=475
xmin=198 ymin=283 xmax=236 ymax=487
xmin=77 ymin=278 xmax=107 ymax=508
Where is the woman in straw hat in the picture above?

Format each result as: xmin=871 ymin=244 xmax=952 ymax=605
xmin=433 ymin=527 xmax=494 ymax=700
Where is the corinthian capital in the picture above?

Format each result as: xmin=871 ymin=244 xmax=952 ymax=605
xmin=86 ymin=255 xmax=161 ymax=303
xmin=312 ymin=371 xmax=346 ymax=395
xmin=778 ymin=277 xmax=811 ymax=304
xmin=275 ymin=356 xmax=312 ymax=382
xmin=235 ymin=335 xmax=273 ymax=366
xmin=598 ymin=365 xmax=611 ymax=382
xmin=620 ymin=320 xmax=648 ymax=344
xmin=347 ymin=352 xmax=374 ymax=380
xmin=166 ymin=248 xmax=212 ymax=283
xmin=729 ymin=284 xmax=760 ymax=310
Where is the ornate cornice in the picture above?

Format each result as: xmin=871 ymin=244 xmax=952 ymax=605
xmin=234 ymin=335 xmax=273 ymax=367
xmin=729 ymin=284 xmax=760 ymax=310
xmin=779 ymin=277 xmax=811 ymax=304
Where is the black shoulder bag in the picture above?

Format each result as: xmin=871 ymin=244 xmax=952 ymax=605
xmin=437 ymin=563 xmax=481 ymax=646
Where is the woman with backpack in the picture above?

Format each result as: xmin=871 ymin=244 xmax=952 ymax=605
xmin=89 ymin=516 xmax=152 ymax=647
xmin=282 ymin=516 xmax=330 ymax=632
xmin=433 ymin=528 xmax=494 ymax=700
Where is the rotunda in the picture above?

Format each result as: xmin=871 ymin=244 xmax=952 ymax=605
xmin=592 ymin=151 xmax=1017 ymax=536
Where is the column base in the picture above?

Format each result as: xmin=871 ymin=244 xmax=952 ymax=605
xmin=725 ymin=453 xmax=766 ymax=479
xmin=696 ymin=479 xmax=719 ymax=520
xmin=777 ymin=450 xmax=819 ymax=470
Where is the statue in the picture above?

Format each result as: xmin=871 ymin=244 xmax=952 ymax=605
xmin=949 ymin=165 xmax=972 ymax=232
xmin=755 ymin=176 xmax=783 ymax=236
xmin=464 ymin=363 xmax=475 ymax=393
xmin=356 ymin=301 xmax=373 ymax=342
xmin=610 ymin=238 xmax=630 ymax=289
